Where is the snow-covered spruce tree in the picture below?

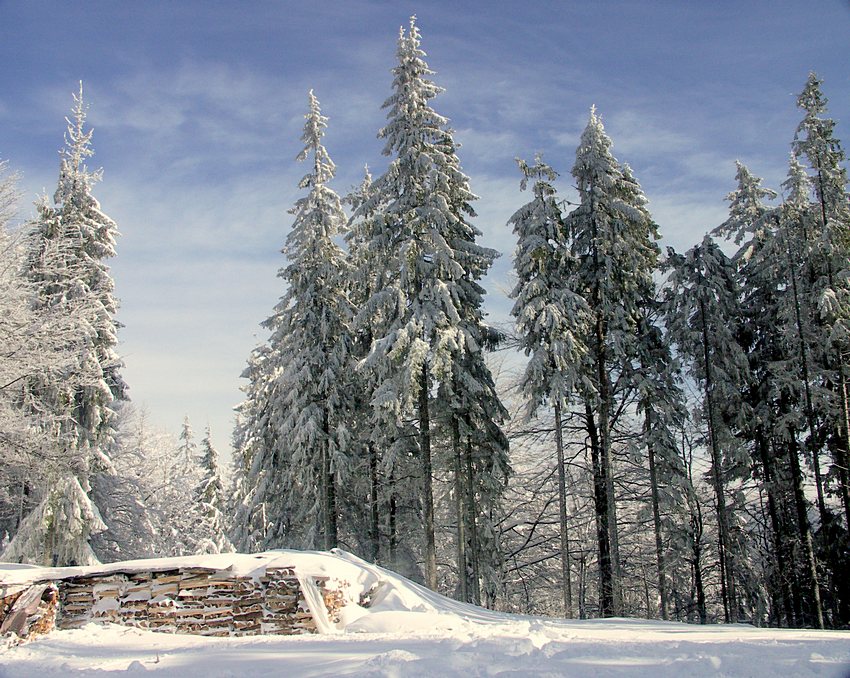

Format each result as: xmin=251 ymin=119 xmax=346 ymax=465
xmin=772 ymin=158 xmax=833 ymax=537
xmin=715 ymin=155 xmax=830 ymax=628
xmin=353 ymin=17 xmax=507 ymax=592
xmin=509 ymin=155 xmax=589 ymax=616
xmin=768 ymin=156 xmax=829 ymax=628
xmin=714 ymin=161 xmax=777 ymax=262
xmin=714 ymin=161 xmax=801 ymax=626
xmin=0 ymin=162 xmax=75 ymax=541
xmin=28 ymin=83 xmax=126 ymax=461
xmin=438 ymin=298 xmax=510 ymax=606
xmin=792 ymin=73 xmax=850 ymax=535
xmin=611 ymin=161 xmax=690 ymax=617
xmin=560 ymin=108 xmax=662 ymax=616
xmin=234 ymin=91 xmax=354 ymax=551
xmin=664 ymin=235 xmax=750 ymax=623
xmin=191 ymin=426 xmax=234 ymax=554
xmin=230 ymin=345 xmax=280 ymax=552
xmin=346 ymin=166 xmax=422 ymax=575
xmin=343 ymin=166 xmax=382 ymax=561
xmin=1 ymin=475 xmax=106 ymax=566
xmin=0 ymin=160 xmax=116 ymax=559
xmin=435 ymin=148 xmax=509 ymax=604
xmin=8 ymin=84 xmax=125 ymax=566
xmin=178 ymin=415 xmax=199 ymax=471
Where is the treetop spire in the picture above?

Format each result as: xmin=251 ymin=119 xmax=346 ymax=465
xmin=297 ymin=89 xmax=335 ymax=188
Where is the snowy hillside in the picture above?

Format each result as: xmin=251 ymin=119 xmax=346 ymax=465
xmin=2 ymin=549 xmax=849 ymax=677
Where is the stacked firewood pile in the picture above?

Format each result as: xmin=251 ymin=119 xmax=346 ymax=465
xmin=2 ymin=564 xmax=347 ymax=638
xmin=0 ymin=583 xmax=59 ymax=639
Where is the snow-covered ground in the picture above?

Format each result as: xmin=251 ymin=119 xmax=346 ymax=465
xmin=2 ymin=550 xmax=849 ymax=677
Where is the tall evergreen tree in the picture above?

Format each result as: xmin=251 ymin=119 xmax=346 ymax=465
xmin=792 ymin=72 xmax=850 ymax=533
xmin=772 ymin=155 xmax=829 ymax=627
xmin=0 ymin=161 xmax=101 ymax=549
xmin=560 ymin=108 xmax=662 ymax=616
xmin=28 ymin=83 xmax=126 ymax=462
xmin=234 ymin=91 xmax=354 ymax=551
xmin=353 ymin=17 xmax=507 ymax=591
xmin=715 ymin=162 xmax=801 ymax=626
xmin=178 ymin=415 xmax=198 ymax=468
xmin=509 ymin=155 xmax=589 ymax=616
xmin=344 ymin=166 xmax=385 ymax=562
xmin=664 ymin=235 xmax=750 ymax=623
xmin=12 ymin=84 xmax=125 ymax=566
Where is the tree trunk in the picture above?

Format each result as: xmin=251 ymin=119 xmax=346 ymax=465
xmin=693 ymin=546 xmax=707 ymax=625
xmin=326 ymin=458 xmax=337 ymax=549
xmin=586 ymin=403 xmax=614 ymax=617
xmin=824 ymin=259 xmax=850 ymax=532
xmin=419 ymin=364 xmax=437 ymax=590
xmin=464 ymin=433 xmax=481 ymax=605
xmin=698 ymin=296 xmax=737 ymax=623
xmin=756 ymin=431 xmax=790 ymax=627
xmin=588 ymin=182 xmax=620 ymax=615
xmin=645 ymin=403 xmax=668 ymax=620
xmin=389 ymin=470 xmax=398 ymax=567
xmin=596 ymin=319 xmax=621 ymax=615
xmin=786 ymin=433 xmax=825 ymax=628
xmin=578 ymin=549 xmax=587 ymax=619
xmin=787 ymin=248 xmax=829 ymax=525
xmin=320 ymin=436 xmax=328 ymax=549
xmin=452 ymin=417 xmax=468 ymax=602
xmin=642 ymin=566 xmax=652 ymax=619
xmin=16 ymin=479 xmax=28 ymax=531
xmin=322 ymin=407 xmax=337 ymax=550
xmin=687 ymin=460 xmax=707 ymax=626
xmin=369 ymin=442 xmax=380 ymax=563
xmin=554 ymin=401 xmax=573 ymax=617
xmin=836 ymin=364 xmax=850 ymax=532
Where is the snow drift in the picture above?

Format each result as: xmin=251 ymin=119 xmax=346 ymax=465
xmin=2 ymin=549 xmax=850 ymax=677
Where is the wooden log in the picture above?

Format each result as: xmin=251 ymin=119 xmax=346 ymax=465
xmin=233 ymin=600 xmax=263 ymax=610
xmin=150 ymin=573 xmax=182 ymax=585
xmin=178 ymin=581 xmax=214 ymax=593
xmin=232 ymin=620 xmax=261 ymax=632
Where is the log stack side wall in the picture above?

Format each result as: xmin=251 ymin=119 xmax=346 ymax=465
xmin=0 ymin=565 xmax=344 ymax=638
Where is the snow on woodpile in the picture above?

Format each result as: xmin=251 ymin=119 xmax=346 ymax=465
xmin=2 ymin=548 xmax=501 ymax=639
xmin=0 ymin=550 xmax=378 ymax=638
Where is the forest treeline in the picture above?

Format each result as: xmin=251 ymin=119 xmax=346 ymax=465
xmin=1 ymin=19 xmax=848 ymax=629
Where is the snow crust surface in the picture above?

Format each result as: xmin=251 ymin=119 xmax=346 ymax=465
xmin=2 ymin=549 xmax=849 ymax=677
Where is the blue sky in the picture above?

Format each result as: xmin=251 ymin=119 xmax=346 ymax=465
xmin=1 ymin=1 xmax=849 ymax=458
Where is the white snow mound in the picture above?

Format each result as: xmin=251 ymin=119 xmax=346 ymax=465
xmin=2 ymin=549 xmax=850 ymax=677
